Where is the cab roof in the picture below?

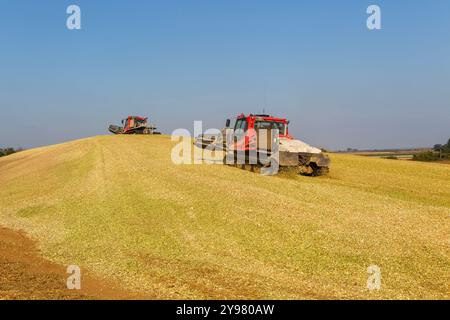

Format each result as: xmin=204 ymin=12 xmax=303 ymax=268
xmin=236 ymin=113 xmax=288 ymax=123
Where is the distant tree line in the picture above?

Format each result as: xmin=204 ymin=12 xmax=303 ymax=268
xmin=413 ymin=139 xmax=450 ymax=162
xmin=0 ymin=147 xmax=20 ymax=157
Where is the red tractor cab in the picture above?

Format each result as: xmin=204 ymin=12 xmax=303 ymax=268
xmin=108 ymin=116 xmax=160 ymax=135
xmin=122 ymin=116 xmax=148 ymax=134
xmin=195 ymin=113 xmax=330 ymax=176
xmin=228 ymin=113 xmax=292 ymax=152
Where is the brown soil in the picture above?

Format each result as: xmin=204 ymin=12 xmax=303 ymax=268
xmin=0 ymin=227 xmax=144 ymax=300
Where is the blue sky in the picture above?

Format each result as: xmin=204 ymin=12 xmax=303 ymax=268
xmin=1 ymin=0 xmax=449 ymax=150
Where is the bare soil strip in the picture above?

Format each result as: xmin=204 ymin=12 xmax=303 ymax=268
xmin=0 ymin=227 xmax=142 ymax=300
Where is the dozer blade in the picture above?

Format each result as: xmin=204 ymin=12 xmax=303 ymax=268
xmin=108 ymin=125 xmax=123 ymax=134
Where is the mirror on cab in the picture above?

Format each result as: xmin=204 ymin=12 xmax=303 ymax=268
xmin=225 ymin=119 xmax=231 ymax=128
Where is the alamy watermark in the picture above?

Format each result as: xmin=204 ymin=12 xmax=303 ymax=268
xmin=64 ymin=5 xmax=381 ymax=31
xmin=367 ymin=265 xmax=382 ymax=291
xmin=67 ymin=265 xmax=81 ymax=290
xmin=66 ymin=5 xmax=81 ymax=30
xmin=367 ymin=5 xmax=381 ymax=30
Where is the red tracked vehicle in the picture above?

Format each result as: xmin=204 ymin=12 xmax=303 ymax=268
xmin=195 ymin=113 xmax=330 ymax=176
xmin=108 ymin=116 xmax=160 ymax=135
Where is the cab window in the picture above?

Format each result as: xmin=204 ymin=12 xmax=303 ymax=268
xmin=255 ymin=121 xmax=285 ymax=135
xmin=241 ymin=119 xmax=248 ymax=131
xmin=234 ymin=119 xmax=242 ymax=130
xmin=236 ymin=119 xmax=247 ymax=131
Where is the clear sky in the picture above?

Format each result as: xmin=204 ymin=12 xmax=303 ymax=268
xmin=1 ymin=0 xmax=449 ymax=150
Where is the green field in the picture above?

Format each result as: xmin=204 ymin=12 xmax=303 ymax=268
xmin=0 ymin=135 xmax=449 ymax=299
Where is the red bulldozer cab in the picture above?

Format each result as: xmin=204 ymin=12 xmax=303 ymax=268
xmin=108 ymin=116 xmax=160 ymax=135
